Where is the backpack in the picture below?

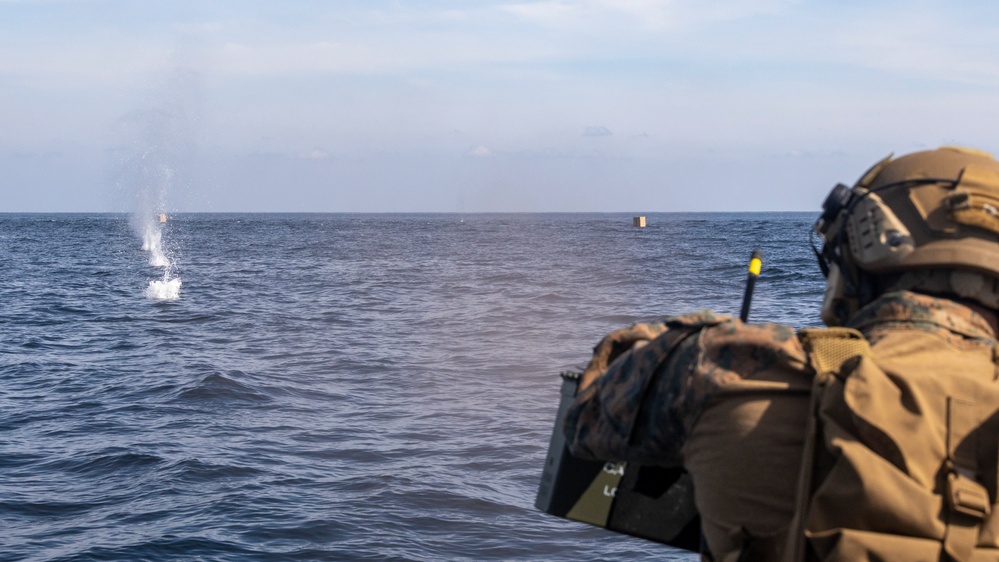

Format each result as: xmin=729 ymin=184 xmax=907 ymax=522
xmin=784 ymin=327 xmax=999 ymax=561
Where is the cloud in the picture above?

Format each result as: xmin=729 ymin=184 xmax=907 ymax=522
xmin=218 ymin=41 xmax=378 ymax=76
xmin=781 ymin=149 xmax=848 ymax=159
xmin=5 ymin=1 xmax=999 ymax=214
xmin=582 ymin=126 xmax=612 ymax=137
xmin=466 ymin=145 xmax=492 ymax=157
xmin=8 ymin=150 xmax=63 ymax=160
xmin=300 ymin=147 xmax=332 ymax=160
xmin=498 ymin=0 xmax=797 ymax=31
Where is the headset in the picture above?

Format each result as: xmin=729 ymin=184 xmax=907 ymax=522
xmin=811 ymin=151 xmax=999 ymax=325
xmin=812 ymin=155 xmax=911 ymax=324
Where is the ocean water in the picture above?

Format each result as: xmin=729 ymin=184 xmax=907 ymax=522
xmin=0 ymin=212 xmax=826 ymax=561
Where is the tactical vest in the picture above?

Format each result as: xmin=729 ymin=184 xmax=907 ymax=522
xmin=784 ymin=327 xmax=999 ymax=561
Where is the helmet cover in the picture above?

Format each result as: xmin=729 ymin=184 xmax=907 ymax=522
xmin=816 ymin=146 xmax=999 ymax=324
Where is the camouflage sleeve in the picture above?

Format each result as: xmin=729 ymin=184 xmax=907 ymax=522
xmin=563 ymin=312 xmax=809 ymax=465
xmin=563 ymin=311 xmax=726 ymax=464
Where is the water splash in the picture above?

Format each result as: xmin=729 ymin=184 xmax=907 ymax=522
xmin=142 ymin=224 xmax=170 ymax=268
xmin=145 ymin=276 xmax=182 ymax=301
xmin=118 ymin=65 xmax=202 ymax=302
xmin=138 ymin=213 xmax=180 ymax=301
xmin=140 ymin=221 xmax=181 ymax=301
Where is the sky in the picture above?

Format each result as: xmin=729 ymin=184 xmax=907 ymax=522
xmin=2 ymin=0 xmax=999 ymax=213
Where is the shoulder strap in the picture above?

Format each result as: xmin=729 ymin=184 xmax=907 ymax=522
xmin=798 ymin=326 xmax=871 ymax=380
xmin=783 ymin=327 xmax=871 ymax=562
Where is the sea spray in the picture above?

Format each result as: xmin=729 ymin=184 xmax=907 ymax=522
xmin=142 ymin=223 xmax=170 ymax=267
xmin=145 ymin=275 xmax=182 ymax=301
xmin=116 ymin=64 xmax=203 ymax=301
xmin=140 ymin=220 xmax=181 ymax=301
xmin=132 ymin=174 xmax=181 ymax=300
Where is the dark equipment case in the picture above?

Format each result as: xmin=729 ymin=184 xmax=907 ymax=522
xmin=535 ymin=371 xmax=701 ymax=552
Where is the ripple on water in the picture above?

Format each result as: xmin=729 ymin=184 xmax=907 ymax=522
xmin=0 ymin=213 xmax=812 ymax=561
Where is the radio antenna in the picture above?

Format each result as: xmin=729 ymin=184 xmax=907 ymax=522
xmin=739 ymin=250 xmax=762 ymax=322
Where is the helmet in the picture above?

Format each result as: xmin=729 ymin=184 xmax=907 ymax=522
xmin=814 ymin=146 xmax=999 ymax=325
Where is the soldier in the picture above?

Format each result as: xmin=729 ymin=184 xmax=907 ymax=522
xmin=563 ymin=146 xmax=999 ymax=561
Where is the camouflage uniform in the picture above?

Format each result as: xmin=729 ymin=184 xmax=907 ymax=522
xmin=564 ymin=290 xmax=997 ymax=561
